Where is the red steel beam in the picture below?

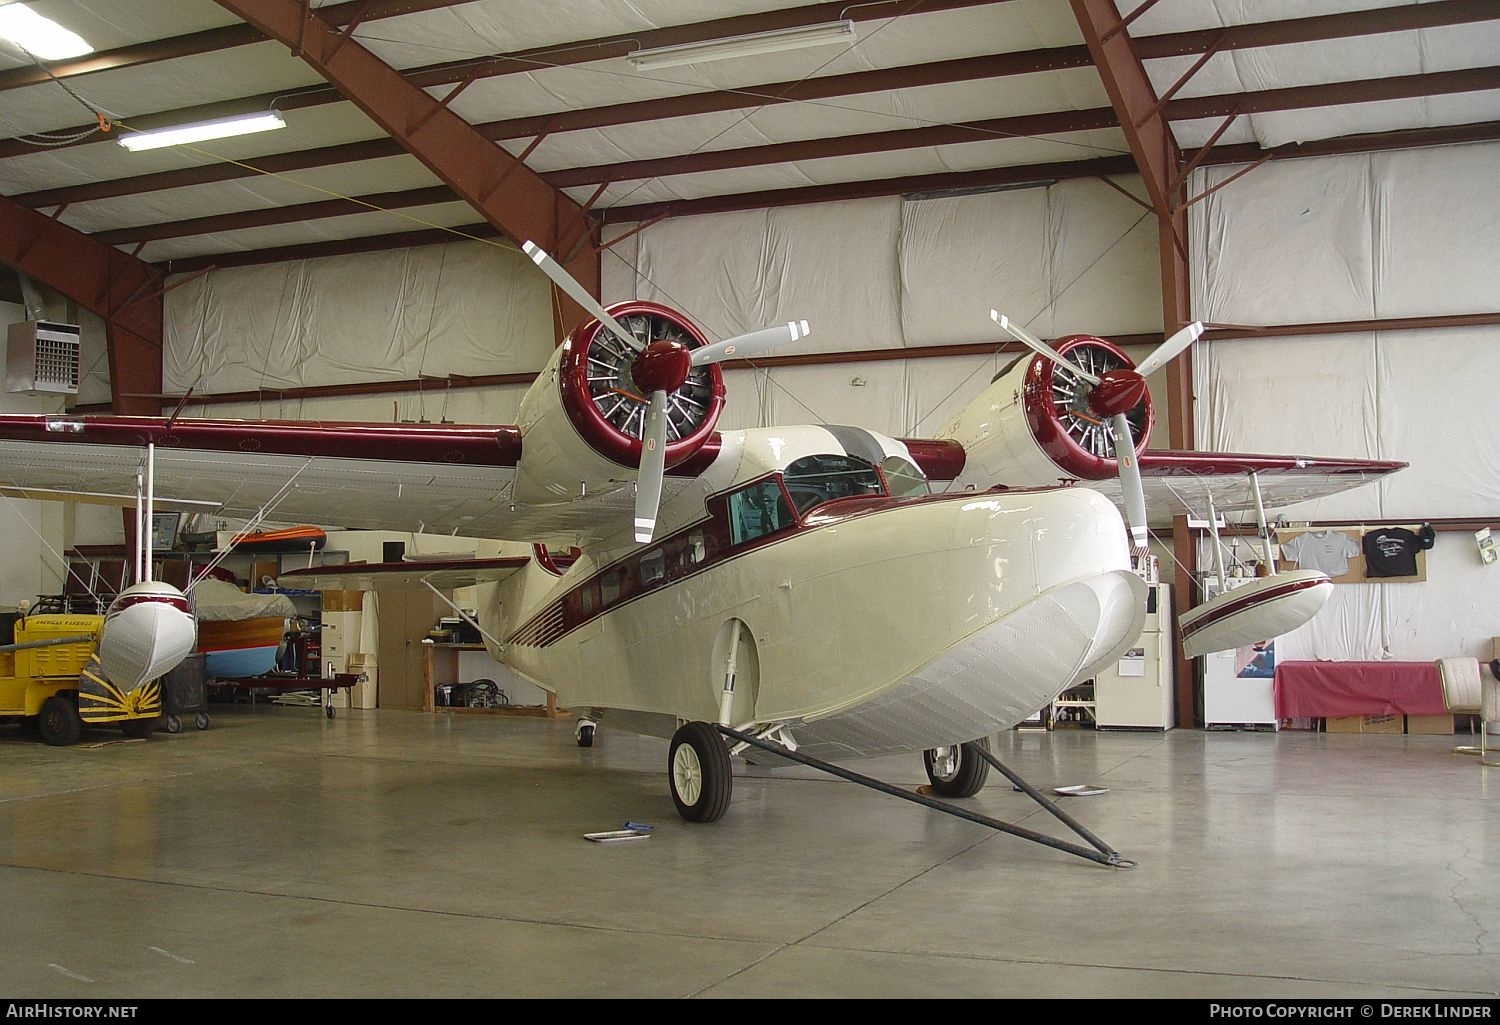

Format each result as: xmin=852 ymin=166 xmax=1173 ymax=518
xmin=0 ymin=194 xmax=162 ymax=415
xmin=1167 ymin=66 xmax=1500 ymax=122
xmin=0 ymin=1 xmax=484 ymax=92
xmin=1134 ymin=0 xmax=1498 ymax=60
xmin=93 ymin=185 xmax=457 ymax=246
xmin=211 ymin=0 xmax=597 ymax=329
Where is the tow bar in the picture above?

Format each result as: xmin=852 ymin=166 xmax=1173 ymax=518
xmin=716 ymin=725 xmax=1134 ymax=868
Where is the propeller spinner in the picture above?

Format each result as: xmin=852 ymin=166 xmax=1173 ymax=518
xmin=524 ymin=240 xmax=810 ymax=543
xmin=990 ymin=310 xmax=1203 ymax=550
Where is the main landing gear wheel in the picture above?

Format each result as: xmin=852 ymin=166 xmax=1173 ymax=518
xmin=669 ymin=721 xmax=732 ymax=823
xmin=576 ymin=724 xmax=595 ymax=748
xmin=923 ymin=736 xmax=992 ymax=798
xmin=38 ymin=696 xmax=81 ymax=747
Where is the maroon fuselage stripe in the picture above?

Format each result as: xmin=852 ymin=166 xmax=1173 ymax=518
xmin=0 ymin=415 xmax=524 ymax=467
xmin=1180 ymin=577 xmax=1328 ymax=638
xmin=506 ymin=482 xmax=1059 ymax=649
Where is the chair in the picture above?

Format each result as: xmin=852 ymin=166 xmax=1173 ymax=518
xmin=1436 ymin=657 xmax=1497 ymax=763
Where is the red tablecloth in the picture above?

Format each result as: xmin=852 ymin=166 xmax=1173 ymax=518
xmin=1273 ymin=661 xmax=1446 ymax=718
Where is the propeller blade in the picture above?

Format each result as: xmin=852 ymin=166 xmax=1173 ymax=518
xmin=1134 ymin=321 xmax=1204 ymax=378
xmin=634 ymin=390 xmax=671 ymax=543
xmin=689 ymin=320 xmax=810 ymax=367
xmin=989 ymin=310 xmax=1099 ymax=385
xmin=522 ymin=240 xmax=642 ymax=352
xmin=1110 ymin=413 xmax=1149 ymax=551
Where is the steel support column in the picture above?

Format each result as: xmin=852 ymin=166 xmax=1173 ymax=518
xmin=212 ymin=0 xmax=598 ymax=336
xmin=1072 ymin=0 xmax=1199 ymax=725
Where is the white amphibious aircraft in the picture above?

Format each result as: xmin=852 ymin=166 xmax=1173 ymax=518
xmin=0 ymin=241 xmax=1402 ymax=830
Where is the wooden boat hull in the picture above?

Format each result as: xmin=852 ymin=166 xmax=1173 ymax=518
xmin=197 ymin=616 xmax=286 ymax=679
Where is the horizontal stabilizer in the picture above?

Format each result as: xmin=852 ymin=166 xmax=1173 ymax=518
xmin=277 ymin=556 xmax=531 ymax=591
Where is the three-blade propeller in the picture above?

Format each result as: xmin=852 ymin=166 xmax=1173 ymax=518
xmin=524 ymin=240 xmax=809 ymax=543
xmin=990 ymin=309 xmax=1204 ymax=551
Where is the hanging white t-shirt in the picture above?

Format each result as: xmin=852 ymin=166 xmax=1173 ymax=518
xmin=1280 ymin=530 xmax=1360 ymax=577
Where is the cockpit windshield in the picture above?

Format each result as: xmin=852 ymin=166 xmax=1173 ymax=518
xmin=782 ymin=454 xmax=885 ymax=515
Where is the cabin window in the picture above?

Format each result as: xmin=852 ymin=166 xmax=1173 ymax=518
xmin=580 ymin=586 xmax=595 ymax=615
xmin=881 ymin=455 xmax=930 ymax=498
xmin=687 ymin=529 xmax=708 ymax=565
xmin=727 ymin=480 xmax=794 ymax=546
xmin=639 ymin=548 xmax=666 ymax=587
xmin=600 ymin=567 xmax=624 ymax=606
xmin=782 ymin=454 xmax=884 ymax=515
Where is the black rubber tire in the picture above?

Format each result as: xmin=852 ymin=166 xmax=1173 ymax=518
xmin=195 ymin=712 xmax=210 ymax=731
xmin=923 ymin=736 xmax=992 ymax=798
xmin=166 ymin=714 xmax=183 ymax=735
xmin=577 ymin=724 xmax=595 ymax=748
xmin=38 ymin=696 xmax=81 ymax=747
xmin=326 ymin=705 xmax=336 ymax=719
xmin=668 ymin=721 xmax=733 ymax=823
xmin=120 ymin=718 xmax=155 ymax=740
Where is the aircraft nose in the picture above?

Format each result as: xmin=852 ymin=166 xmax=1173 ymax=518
xmin=950 ymin=485 xmax=1130 ymax=575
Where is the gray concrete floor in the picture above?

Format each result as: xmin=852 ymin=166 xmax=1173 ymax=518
xmin=1 ymin=704 xmax=1497 ymax=999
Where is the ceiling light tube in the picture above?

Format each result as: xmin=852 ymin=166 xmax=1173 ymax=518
xmin=0 ymin=3 xmax=94 ymax=60
xmin=117 ymin=110 xmax=287 ymax=152
xmin=626 ymin=19 xmax=856 ymax=71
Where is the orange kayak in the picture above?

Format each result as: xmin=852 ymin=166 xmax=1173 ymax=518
xmin=231 ymin=526 xmax=328 ymax=552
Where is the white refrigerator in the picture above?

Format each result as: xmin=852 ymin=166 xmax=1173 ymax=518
xmin=1199 ymin=574 xmax=1280 ymax=729
xmin=1095 ymin=583 xmax=1175 ymax=730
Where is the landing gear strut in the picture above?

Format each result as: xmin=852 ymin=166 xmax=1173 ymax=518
xmin=717 ymin=725 xmax=1134 ymax=868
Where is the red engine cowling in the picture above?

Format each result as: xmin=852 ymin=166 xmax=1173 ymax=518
xmin=939 ymin=333 xmax=1153 ymax=488
xmin=515 ymin=301 xmax=726 ymax=505
xmin=1021 ymin=334 xmax=1153 ymax=479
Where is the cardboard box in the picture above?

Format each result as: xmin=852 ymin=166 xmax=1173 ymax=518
xmin=1492 ymin=637 xmax=1500 ymax=661
xmin=1325 ymin=714 xmax=1404 ymax=734
xmin=1405 ymin=714 xmax=1456 ymax=735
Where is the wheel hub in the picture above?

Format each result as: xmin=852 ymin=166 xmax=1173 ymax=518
xmin=931 ymin=745 xmax=960 ymax=780
xmin=673 ymin=744 xmax=703 ymax=805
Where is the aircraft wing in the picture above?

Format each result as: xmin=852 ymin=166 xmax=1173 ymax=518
xmin=0 ymin=414 xmax=694 ymax=546
xmin=1078 ymin=450 xmax=1406 ymax=525
xmin=277 ymin=556 xmax=533 ymax=591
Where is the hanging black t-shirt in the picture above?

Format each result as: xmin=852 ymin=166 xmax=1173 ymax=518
xmin=1361 ymin=525 xmax=1434 ymax=578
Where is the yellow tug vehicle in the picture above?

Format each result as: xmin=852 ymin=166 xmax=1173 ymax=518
xmin=0 ymin=611 xmax=161 ymax=746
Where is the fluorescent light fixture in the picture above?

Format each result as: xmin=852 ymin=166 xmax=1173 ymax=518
xmin=627 ymin=19 xmax=856 ymax=71
xmin=117 ymin=110 xmax=287 ymax=152
xmin=0 ymin=3 xmax=93 ymax=60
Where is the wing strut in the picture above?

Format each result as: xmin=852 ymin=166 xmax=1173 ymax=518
xmin=1248 ymin=471 xmax=1278 ymax=573
xmin=1205 ymin=487 xmax=1228 ymax=593
xmin=421 ymin=580 xmax=507 ymax=650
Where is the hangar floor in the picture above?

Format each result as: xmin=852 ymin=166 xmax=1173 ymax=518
xmin=1 ymin=706 xmax=1496 ymax=1000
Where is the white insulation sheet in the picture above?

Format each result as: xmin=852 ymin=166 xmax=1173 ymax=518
xmin=1190 ymin=142 xmax=1500 ymax=661
xmin=164 ymin=240 xmax=552 ymax=394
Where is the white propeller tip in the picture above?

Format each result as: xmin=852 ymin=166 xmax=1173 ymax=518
xmin=634 ymin=519 xmax=655 ymax=543
xmin=990 ymin=310 xmax=1005 ymax=326
xmin=522 ymin=240 xmax=545 ymax=263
